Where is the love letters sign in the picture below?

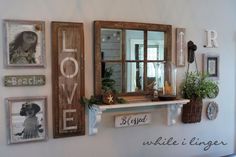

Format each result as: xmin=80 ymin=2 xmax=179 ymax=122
xmin=51 ymin=22 xmax=85 ymax=138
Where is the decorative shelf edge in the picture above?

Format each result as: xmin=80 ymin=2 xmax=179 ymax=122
xmin=89 ymin=105 xmax=103 ymax=135
xmin=89 ymin=99 xmax=189 ymax=135
xmin=167 ymin=104 xmax=182 ymax=126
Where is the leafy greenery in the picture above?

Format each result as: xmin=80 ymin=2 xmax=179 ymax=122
xmin=80 ymin=67 xmax=127 ymax=108
xmin=80 ymin=95 xmax=126 ymax=108
xmin=102 ymin=67 xmax=117 ymax=93
xmin=116 ymin=97 xmax=126 ymax=104
xmin=181 ymin=72 xmax=219 ymax=99
xmin=80 ymin=96 xmax=103 ymax=109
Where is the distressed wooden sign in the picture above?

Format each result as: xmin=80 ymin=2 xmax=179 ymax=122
xmin=4 ymin=75 xmax=45 ymax=87
xmin=115 ymin=113 xmax=151 ymax=128
xmin=51 ymin=22 xmax=85 ymax=138
xmin=176 ymin=28 xmax=186 ymax=67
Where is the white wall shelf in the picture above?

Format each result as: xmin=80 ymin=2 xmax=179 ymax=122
xmin=89 ymin=99 xmax=189 ymax=135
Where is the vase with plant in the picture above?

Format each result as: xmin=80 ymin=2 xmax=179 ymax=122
xmin=181 ymin=72 xmax=219 ymax=123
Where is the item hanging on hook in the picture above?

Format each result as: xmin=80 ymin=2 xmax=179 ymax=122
xmin=187 ymin=41 xmax=197 ymax=63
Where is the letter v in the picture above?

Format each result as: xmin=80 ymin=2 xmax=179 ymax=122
xmin=61 ymin=83 xmax=78 ymax=104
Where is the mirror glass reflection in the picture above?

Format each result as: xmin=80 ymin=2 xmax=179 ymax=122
xmin=125 ymin=62 xmax=144 ymax=92
xmin=147 ymin=62 xmax=164 ymax=90
xmin=101 ymin=29 xmax=122 ymax=61
xmin=147 ymin=31 xmax=164 ymax=60
xmin=126 ymin=30 xmax=144 ymax=60
xmin=102 ymin=62 xmax=122 ymax=93
xmin=101 ymin=29 xmax=165 ymax=93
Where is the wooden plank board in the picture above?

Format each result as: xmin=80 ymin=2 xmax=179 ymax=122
xmin=115 ymin=112 xmax=151 ymax=128
xmin=51 ymin=22 xmax=85 ymax=138
xmin=4 ymin=75 xmax=45 ymax=87
xmin=176 ymin=28 xmax=186 ymax=67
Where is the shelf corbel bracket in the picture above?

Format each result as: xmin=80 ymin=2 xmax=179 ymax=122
xmin=89 ymin=105 xmax=103 ymax=135
xmin=167 ymin=103 xmax=183 ymax=126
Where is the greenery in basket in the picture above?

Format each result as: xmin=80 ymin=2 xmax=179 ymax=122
xmin=181 ymin=72 xmax=219 ymax=99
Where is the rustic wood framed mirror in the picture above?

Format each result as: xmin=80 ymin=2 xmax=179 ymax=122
xmin=94 ymin=20 xmax=172 ymax=98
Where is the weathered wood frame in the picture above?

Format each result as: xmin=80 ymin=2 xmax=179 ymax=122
xmin=51 ymin=22 xmax=85 ymax=138
xmin=94 ymin=21 xmax=172 ymax=96
xmin=6 ymin=96 xmax=48 ymax=144
xmin=3 ymin=19 xmax=46 ymax=68
xmin=176 ymin=28 xmax=186 ymax=67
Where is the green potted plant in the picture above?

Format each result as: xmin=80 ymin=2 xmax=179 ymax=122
xmin=181 ymin=72 xmax=219 ymax=123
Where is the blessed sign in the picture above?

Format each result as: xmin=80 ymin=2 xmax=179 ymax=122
xmin=4 ymin=75 xmax=45 ymax=87
xmin=51 ymin=22 xmax=85 ymax=138
xmin=115 ymin=113 xmax=151 ymax=128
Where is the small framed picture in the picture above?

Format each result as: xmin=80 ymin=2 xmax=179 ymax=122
xmin=4 ymin=20 xmax=46 ymax=68
xmin=203 ymin=54 xmax=219 ymax=80
xmin=6 ymin=96 xmax=47 ymax=144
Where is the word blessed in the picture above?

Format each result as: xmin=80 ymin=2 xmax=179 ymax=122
xmin=115 ymin=113 xmax=151 ymax=128
xmin=142 ymin=137 xmax=227 ymax=151
xmin=120 ymin=115 xmax=147 ymax=125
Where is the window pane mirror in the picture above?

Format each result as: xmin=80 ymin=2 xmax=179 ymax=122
xmin=94 ymin=21 xmax=172 ymax=98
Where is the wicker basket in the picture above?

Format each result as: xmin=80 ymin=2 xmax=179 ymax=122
xmin=182 ymin=97 xmax=203 ymax=123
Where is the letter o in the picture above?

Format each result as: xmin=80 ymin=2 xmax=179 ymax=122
xmin=60 ymin=57 xmax=79 ymax=78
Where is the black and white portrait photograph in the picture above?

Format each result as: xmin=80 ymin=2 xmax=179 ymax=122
xmin=7 ymin=96 xmax=47 ymax=144
xmin=4 ymin=20 xmax=45 ymax=68
xmin=203 ymin=54 xmax=219 ymax=80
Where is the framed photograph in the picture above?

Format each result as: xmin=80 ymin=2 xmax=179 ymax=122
xmin=203 ymin=54 xmax=219 ymax=80
xmin=4 ymin=20 xmax=46 ymax=68
xmin=6 ymin=96 xmax=47 ymax=144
